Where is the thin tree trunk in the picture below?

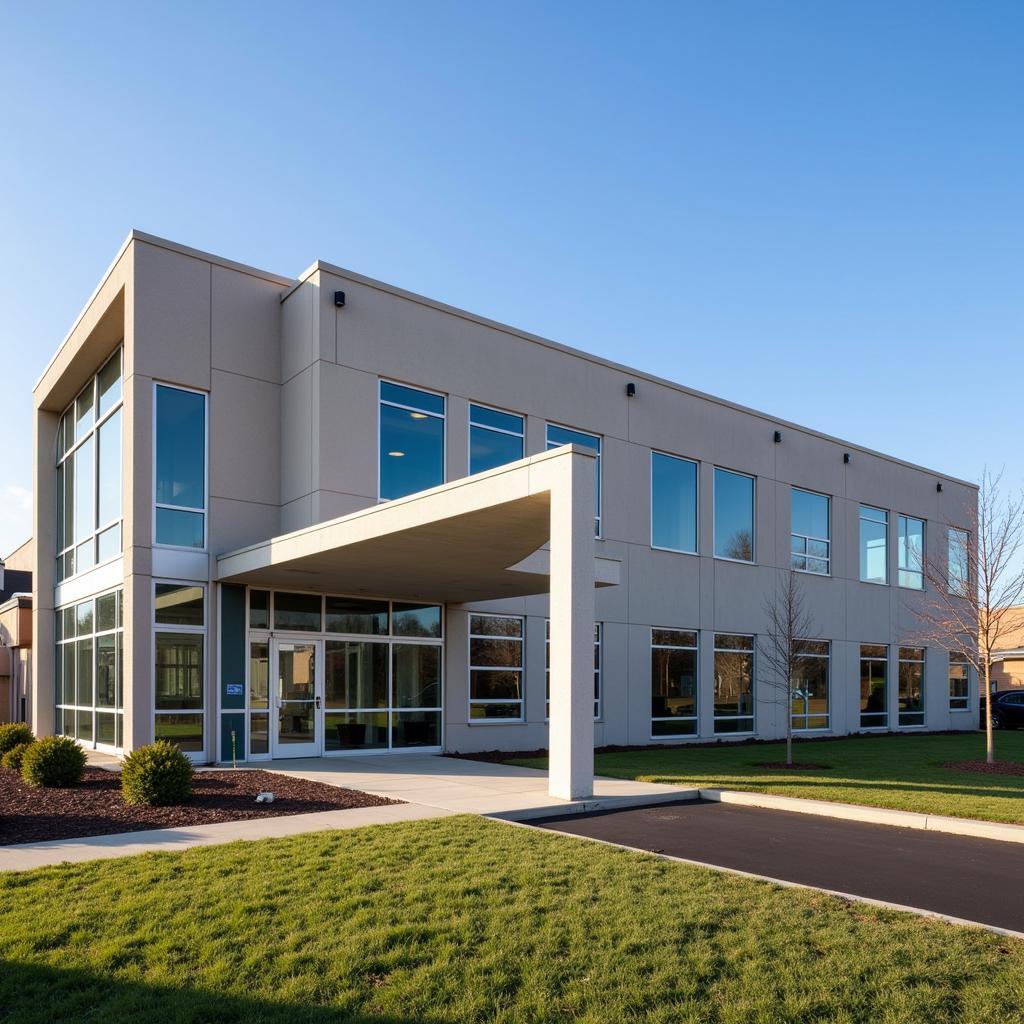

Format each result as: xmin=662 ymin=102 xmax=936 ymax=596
xmin=786 ymin=721 xmax=793 ymax=767
xmin=984 ymin=660 xmax=994 ymax=765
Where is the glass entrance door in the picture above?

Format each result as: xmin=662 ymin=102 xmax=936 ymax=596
xmin=271 ymin=639 xmax=321 ymax=758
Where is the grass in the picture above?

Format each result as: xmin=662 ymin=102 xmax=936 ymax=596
xmin=1 ymin=815 xmax=1022 ymax=1023
xmin=510 ymin=732 xmax=1024 ymax=824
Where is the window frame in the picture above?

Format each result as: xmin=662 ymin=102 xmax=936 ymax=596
xmin=859 ymin=643 xmax=889 ymax=729
xmin=712 ymin=467 xmax=756 ymax=564
xmin=650 ymin=627 xmax=699 ymax=738
xmin=897 ymin=646 xmax=927 ymax=727
xmin=378 ymin=379 xmax=447 ymax=502
xmin=545 ymin=619 xmax=602 ymax=720
xmin=948 ymin=527 xmax=971 ymax=597
xmin=650 ymin=451 xmax=699 ymax=555
xmin=897 ymin=514 xmax=925 ymax=591
xmin=152 ymin=381 xmax=209 ymax=552
xmin=153 ymin=578 xmax=208 ymax=760
xmin=858 ymin=504 xmax=889 ymax=585
xmin=55 ymin=346 xmax=124 ymax=582
xmin=468 ymin=402 xmax=525 ymax=476
xmin=712 ymin=632 xmax=756 ymax=733
xmin=545 ymin=423 xmax=602 ymax=537
xmin=468 ymin=613 xmax=525 ymax=723
xmin=791 ymin=638 xmax=830 ymax=732
xmin=948 ymin=651 xmax=971 ymax=712
xmin=790 ymin=487 xmax=831 ymax=577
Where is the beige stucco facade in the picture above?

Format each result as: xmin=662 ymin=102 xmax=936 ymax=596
xmin=31 ymin=231 xmax=980 ymax=769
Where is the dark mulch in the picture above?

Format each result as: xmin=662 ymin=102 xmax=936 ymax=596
xmin=754 ymin=761 xmax=832 ymax=771
xmin=0 ymin=767 xmax=401 ymax=846
xmin=942 ymin=760 xmax=1024 ymax=777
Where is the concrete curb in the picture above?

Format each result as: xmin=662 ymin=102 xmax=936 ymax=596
xmin=486 ymin=787 xmax=700 ymax=823
xmin=699 ymin=789 xmax=1024 ymax=845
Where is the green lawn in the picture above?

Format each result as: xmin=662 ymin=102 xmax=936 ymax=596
xmin=1 ymin=816 xmax=1022 ymax=1023
xmin=511 ymin=732 xmax=1024 ymax=824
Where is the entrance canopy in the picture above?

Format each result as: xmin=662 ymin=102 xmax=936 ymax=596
xmin=216 ymin=447 xmax=619 ymax=603
xmin=217 ymin=445 xmax=611 ymax=801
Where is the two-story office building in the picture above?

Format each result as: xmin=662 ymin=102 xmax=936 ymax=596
xmin=31 ymin=232 xmax=978 ymax=795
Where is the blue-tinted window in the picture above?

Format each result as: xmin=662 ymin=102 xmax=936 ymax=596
xmin=898 ymin=515 xmax=924 ymax=589
xmin=379 ymin=383 xmax=445 ymax=500
xmin=791 ymin=488 xmax=830 ymax=575
xmin=97 ymin=410 xmax=122 ymax=527
xmin=714 ymin=469 xmax=754 ymax=562
xmin=469 ymin=404 xmax=524 ymax=475
xmin=859 ymin=505 xmax=888 ymax=584
xmin=155 ymin=508 xmax=204 ymax=548
xmin=651 ymin=453 xmax=697 ymax=553
xmin=948 ymin=528 xmax=970 ymax=597
xmin=155 ymin=386 xmax=206 ymax=510
xmin=546 ymin=424 xmax=601 ymax=534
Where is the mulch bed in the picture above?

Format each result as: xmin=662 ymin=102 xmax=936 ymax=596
xmin=942 ymin=760 xmax=1024 ymax=777
xmin=754 ymin=762 xmax=832 ymax=770
xmin=0 ymin=767 xmax=401 ymax=846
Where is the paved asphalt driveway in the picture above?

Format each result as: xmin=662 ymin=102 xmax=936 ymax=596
xmin=536 ymin=800 xmax=1024 ymax=934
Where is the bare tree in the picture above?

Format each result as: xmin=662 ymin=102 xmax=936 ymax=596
xmin=760 ymin=569 xmax=816 ymax=766
xmin=912 ymin=469 xmax=1024 ymax=764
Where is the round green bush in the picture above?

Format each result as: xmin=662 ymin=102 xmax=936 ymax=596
xmin=121 ymin=741 xmax=194 ymax=806
xmin=20 ymin=735 xmax=87 ymax=787
xmin=1 ymin=741 xmax=34 ymax=772
xmin=0 ymin=722 xmax=34 ymax=757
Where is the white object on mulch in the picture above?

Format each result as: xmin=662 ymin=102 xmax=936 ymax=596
xmin=255 ymin=791 xmax=275 ymax=803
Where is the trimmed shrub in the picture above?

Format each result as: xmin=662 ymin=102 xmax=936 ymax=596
xmin=20 ymin=735 xmax=87 ymax=787
xmin=121 ymin=741 xmax=194 ymax=806
xmin=1 ymin=741 xmax=34 ymax=773
xmin=0 ymin=722 xmax=34 ymax=757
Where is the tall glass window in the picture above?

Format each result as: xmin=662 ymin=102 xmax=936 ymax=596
xmin=546 ymin=620 xmax=601 ymax=719
xmin=859 ymin=506 xmax=888 ymax=584
xmin=155 ymin=384 xmax=207 ymax=548
xmin=469 ymin=615 xmax=524 ymax=721
xmin=154 ymin=582 xmax=206 ymax=755
xmin=948 ymin=528 xmax=970 ymax=597
xmin=898 ymin=647 xmax=926 ymax=727
xmin=469 ymin=405 xmax=524 ymax=475
xmin=379 ymin=381 xmax=445 ymax=500
xmin=651 ymin=628 xmax=698 ymax=736
xmin=546 ymin=424 xmax=601 ymax=536
xmin=949 ymin=652 xmax=970 ymax=711
xmin=714 ymin=469 xmax=754 ymax=562
xmin=791 ymin=640 xmax=829 ymax=731
xmin=713 ymin=633 xmax=755 ymax=732
xmin=898 ymin=515 xmax=925 ymax=590
xmin=55 ymin=589 xmax=124 ymax=748
xmin=55 ymin=349 xmax=123 ymax=581
xmin=791 ymin=489 xmax=830 ymax=575
xmin=651 ymin=453 xmax=698 ymax=553
xmin=860 ymin=644 xmax=888 ymax=728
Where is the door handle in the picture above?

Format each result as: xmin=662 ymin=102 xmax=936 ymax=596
xmin=315 ymin=696 xmax=321 ymax=710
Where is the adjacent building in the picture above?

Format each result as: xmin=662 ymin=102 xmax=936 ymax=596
xmin=31 ymin=231 xmax=979 ymax=787
xmin=0 ymin=539 xmax=33 ymax=724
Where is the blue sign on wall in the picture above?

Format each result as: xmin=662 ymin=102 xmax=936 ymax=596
xmin=226 ymin=683 xmax=244 ymax=697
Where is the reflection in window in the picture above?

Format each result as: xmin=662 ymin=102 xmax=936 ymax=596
xmin=546 ymin=424 xmax=601 ymax=535
xmin=469 ymin=405 xmax=524 ymax=475
xmin=714 ymin=469 xmax=754 ymax=562
xmin=860 ymin=644 xmax=888 ymax=728
xmin=651 ymin=453 xmax=698 ymax=553
xmin=651 ymin=629 xmax=698 ymax=736
xmin=470 ymin=615 xmax=524 ymax=721
xmin=948 ymin=652 xmax=970 ymax=711
xmin=155 ymin=384 xmax=207 ymax=548
xmin=898 ymin=515 xmax=925 ymax=590
xmin=948 ymin=528 xmax=970 ymax=597
xmin=379 ymin=382 xmax=445 ymax=500
xmin=154 ymin=580 xmax=206 ymax=756
xmin=546 ymin=620 xmax=601 ymax=719
xmin=791 ymin=489 xmax=830 ymax=575
xmin=713 ymin=633 xmax=754 ymax=732
xmin=791 ymin=640 xmax=829 ymax=731
xmin=859 ymin=506 xmax=888 ymax=584
xmin=898 ymin=647 xmax=926 ymax=726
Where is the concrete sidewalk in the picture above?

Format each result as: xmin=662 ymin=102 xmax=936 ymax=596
xmin=263 ymin=753 xmax=692 ymax=820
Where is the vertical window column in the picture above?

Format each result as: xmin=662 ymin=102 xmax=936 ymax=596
xmin=546 ymin=424 xmax=602 ymax=536
xmin=898 ymin=515 xmax=925 ymax=589
xmin=791 ymin=640 xmax=830 ymax=731
xmin=713 ymin=469 xmax=755 ymax=562
xmin=155 ymin=384 xmax=208 ymax=548
xmin=154 ymin=582 xmax=206 ymax=755
xmin=545 ymin=620 xmax=601 ymax=719
xmin=713 ymin=633 xmax=755 ymax=733
xmin=651 ymin=453 xmax=698 ymax=553
xmin=379 ymin=382 xmax=445 ymax=500
xmin=651 ymin=629 xmax=698 ymax=736
xmin=790 ymin=489 xmax=830 ymax=575
xmin=859 ymin=506 xmax=889 ymax=584
xmin=860 ymin=644 xmax=888 ymax=728
xmin=898 ymin=647 xmax=926 ymax=726
xmin=469 ymin=615 xmax=525 ymax=721
xmin=948 ymin=652 xmax=970 ymax=711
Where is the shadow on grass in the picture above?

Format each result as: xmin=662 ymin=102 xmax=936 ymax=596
xmin=0 ymin=958 xmax=439 ymax=1024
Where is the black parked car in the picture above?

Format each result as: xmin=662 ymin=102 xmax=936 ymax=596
xmin=981 ymin=690 xmax=1024 ymax=730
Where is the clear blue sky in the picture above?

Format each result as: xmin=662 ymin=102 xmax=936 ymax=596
xmin=2 ymin=1 xmax=1022 ymax=557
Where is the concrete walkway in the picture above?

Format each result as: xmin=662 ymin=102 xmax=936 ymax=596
xmin=263 ymin=753 xmax=692 ymax=820
xmin=0 ymin=755 xmax=690 ymax=871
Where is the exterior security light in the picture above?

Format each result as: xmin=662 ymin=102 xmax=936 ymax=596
xmin=937 ymin=482 xmax=943 ymax=492
xmin=773 ymin=430 xmax=782 ymax=443
xmin=625 ymin=382 xmax=637 ymax=397
xmin=843 ymin=453 xmax=851 ymax=464
xmin=334 ymin=291 xmax=346 ymax=307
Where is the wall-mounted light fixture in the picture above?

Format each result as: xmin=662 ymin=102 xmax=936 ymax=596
xmin=334 ymin=291 xmax=346 ymax=307
xmin=625 ymin=382 xmax=637 ymax=397
xmin=936 ymin=482 xmax=943 ymax=493
xmin=773 ymin=430 xmax=782 ymax=443
xmin=843 ymin=453 xmax=851 ymax=464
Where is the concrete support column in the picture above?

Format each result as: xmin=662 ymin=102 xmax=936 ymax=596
xmin=546 ymin=449 xmax=596 ymax=800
